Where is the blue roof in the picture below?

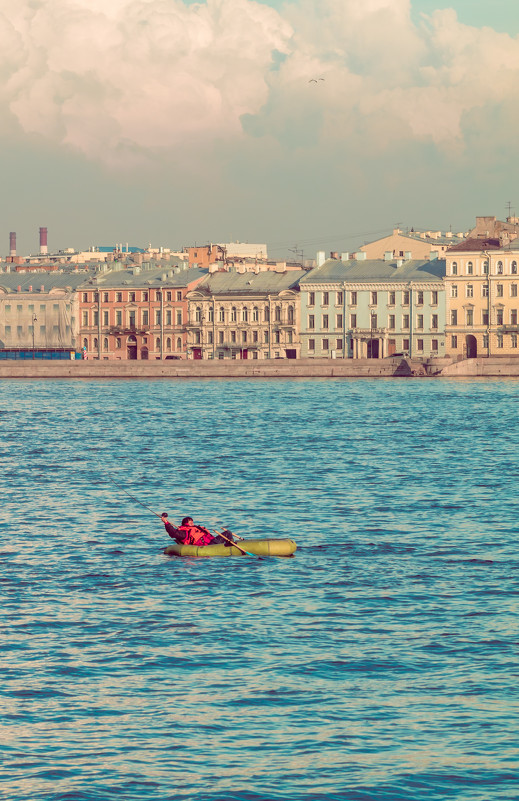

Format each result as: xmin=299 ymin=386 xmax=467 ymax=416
xmin=95 ymin=246 xmax=145 ymax=254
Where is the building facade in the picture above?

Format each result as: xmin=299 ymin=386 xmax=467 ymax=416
xmin=185 ymin=270 xmax=305 ymax=359
xmin=359 ymin=228 xmax=465 ymax=261
xmin=78 ymin=265 xmax=207 ymax=359
xmin=444 ymin=239 xmax=519 ymax=358
xmin=299 ymin=256 xmax=446 ymax=359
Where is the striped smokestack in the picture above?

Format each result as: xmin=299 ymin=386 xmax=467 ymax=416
xmin=39 ymin=226 xmax=48 ymax=255
xmin=9 ymin=232 xmax=16 ymax=257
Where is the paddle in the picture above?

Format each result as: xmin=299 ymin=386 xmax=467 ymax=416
xmin=213 ymin=529 xmax=263 ymax=559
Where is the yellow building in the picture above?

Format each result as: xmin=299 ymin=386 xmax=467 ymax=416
xmin=359 ymin=228 xmax=465 ymax=260
xmin=445 ymin=238 xmax=519 ymax=358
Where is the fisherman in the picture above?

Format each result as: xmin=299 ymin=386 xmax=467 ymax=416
xmin=161 ymin=514 xmax=235 ymax=546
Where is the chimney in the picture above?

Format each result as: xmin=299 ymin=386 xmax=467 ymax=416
xmin=355 ymin=252 xmax=367 ymax=261
xmin=28 ymin=285 xmax=32 ymax=292
xmin=40 ymin=227 xmax=48 ymax=255
xmin=341 ymin=252 xmax=350 ymax=261
xmin=330 ymin=251 xmax=338 ymax=260
xmin=9 ymin=232 xmax=16 ymax=257
xmin=384 ymin=251 xmax=393 ymax=261
xmin=17 ymin=285 xmax=21 ymax=292
xmin=405 ymin=251 xmax=412 ymax=260
xmin=40 ymin=285 xmax=45 ymax=292
xmin=316 ymin=251 xmax=326 ymax=267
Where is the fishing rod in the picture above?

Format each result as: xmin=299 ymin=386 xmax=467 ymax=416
xmin=103 ymin=476 xmax=164 ymax=519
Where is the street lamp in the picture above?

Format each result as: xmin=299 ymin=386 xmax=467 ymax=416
xmin=370 ymin=311 xmax=375 ymax=358
xmin=32 ymin=314 xmax=37 ymax=353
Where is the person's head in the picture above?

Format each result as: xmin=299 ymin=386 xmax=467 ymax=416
xmin=181 ymin=516 xmax=194 ymax=527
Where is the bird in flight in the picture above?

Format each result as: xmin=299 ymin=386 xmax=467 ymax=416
xmin=309 ymin=77 xmax=325 ymax=83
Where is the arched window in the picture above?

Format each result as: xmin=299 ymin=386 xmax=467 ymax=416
xmin=166 ymin=337 xmax=172 ymax=351
xmin=231 ymin=306 xmax=237 ymax=322
xmin=264 ymin=306 xmax=270 ymax=322
xmin=208 ymin=307 xmax=214 ymax=322
xmin=195 ymin=306 xmax=202 ymax=322
xmin=83 ymin=338 xmax=88 ymax=349
xmin=497 ymin=261 xmax=504 ymax=275
xmin=195 ymin=330 xmax=201 ymax=344
xmin=452 ymin=262 xmax=458 ymax=275
xmin=467 ymin=261 xmax=473 ymax=275
xmin=155 ymin=337 xmax=161 ymax=350
xmin=93 ymin=337 xmax=98 ymax=349
xmin=116 ymin=338 xmax=121 ymax=349
xmin=275 ymin=306 xmax=281 ymax=322
xmin=483 ymin=260 xmax=489 ymax=274
xmin=103 ymin=337 xmax=109 ymax=351
xmin=253 ymin=306 xmax=259 ymax=322
xmin=219 ymin=307 xmax=225 ymax=322
xmin=512 ymin=261 xmax=517 ymax=275
xmin=242 ymin=307 xmax=248 ymax=322
xmin=288 ymin=305 xmax=294 ymax=324
xmin=176 ymin=337 xmax=182 ymax=350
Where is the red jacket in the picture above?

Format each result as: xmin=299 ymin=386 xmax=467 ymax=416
xmin=165 ymin=521 xmax=214 ymax=546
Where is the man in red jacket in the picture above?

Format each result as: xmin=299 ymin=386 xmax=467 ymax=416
xmin=161 ymin=514 xmax=234 ymax=546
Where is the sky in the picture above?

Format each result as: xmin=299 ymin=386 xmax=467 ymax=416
xmin=1 ymin=0 xmax=519 ymax=260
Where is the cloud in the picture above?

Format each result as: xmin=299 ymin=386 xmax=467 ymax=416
xmin=1 ymin=0 xmax=519 ymax=169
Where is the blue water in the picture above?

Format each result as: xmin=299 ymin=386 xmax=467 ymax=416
xmin=1 ymin=378 xmax=518 ymax=801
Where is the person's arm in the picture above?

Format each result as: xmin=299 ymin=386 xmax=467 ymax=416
xmin=162 ymin=515 xmax=184 ymax=542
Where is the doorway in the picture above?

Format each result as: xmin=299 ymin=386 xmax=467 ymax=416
xmin=465 ymin=335 xmax=477 ymax=358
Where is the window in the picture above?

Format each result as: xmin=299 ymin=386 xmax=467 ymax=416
xmin=322 ymin=314 xmax=329 ymax=329
xmin=323 ymin=291 xmax=329 ymax=306
xmin=403 ymin=291 xmax=410 ymax=305
xmin=308 ymin=314 xmax=315 ymax=329
xmin=482 ymin=311 xmax=489 ymax=325
xmin=287 ymin=306 xmax=294 ymax=324
xmin=337 ymin=291 xmax=343 ymax=305
xmin=497 ymin=333 xmax=503 ymax=348
xmin=177 ymin=337 xmax=182 ymax=350
xmin=482 ymin=261 xmax=489 ymax=275
xmin=195 ymin=307 xmax=202 ymax=323
xmin=155 ymin=291 xmax=161 ymax=301
xmin=466 ymin=284 xmax=473 ymax=298
xmin=275 ymin=306 xmax=281 ymax=322
xmin=511 ymin=310 xmax=518 ymax=325
xmin=219 ymin=330 xmax=224 ymax=344
xmin=288 ymin=331 xmax=293 ymax=344
xmin=417 ymin=315 xmax=423 ymax=329
xmin=350 ymin=314 xmax=357 ymax=328
xmin=451 ymin=335 xmax=457 ymax=348
xmin=231 ymin=307 xmax=237 ymax=322
xmin=155 ymin=337 xmax=161 ymax=350
xmin=253 ymin=330 xmax=258 ymax=342
xmin=451 ymin=284 xmax=458 ymax=298
xmin=336 ymin=314 xmax=343 ymax=329
xmin=431 ymin=291 xmax=438 ymax=305
xmin=116 ymin=338 xmax=121 ymax=349
xmin=242 ymin=307 xmax=248 ymax=322
xmin=116 ymin=292 xmax=122 ymax=302
xmin=512 ymin=284 xmax=518 ymax=298
xmin=219 ymin=307 xmax=225 ymax=322
xmin=308 ymin=339 xmax=315 ymax=351
xmin=176 ymin=291 xmax=182 ymax=301
xmin=103 ymin=292 xmax=109 ymax=303
xmin=264 ymin=306 xmax=270 ymax=322
xmin=497 ymin=261 xmax=503 ymax=275
xmin=309 ymin=292 xmax=315 ymax=306
xmin=130 ymin=292 xmax=136 ymax=302
xmin=103 ymin=311 xmax=109 ymax=325
xmin=389 ymin=292 xmax=396 ymax=305
xmin=451 ymin=310 xmax=457 ymax=325
xmin=403 ymin=338 xmax=409 ymax=351
xmin=512 ymin=261 xmax=518 ymax=275
xmin=336 ymin=339 xmax=342 ymax=350
xmin=322 ymin=338 xmax=329 ymax=350
xmin=166 ymin=291 xmax=172 ymax=301
xmin=253 ymin=307 xmax=259 ymax=322
xmin=242 ymin=331 xmax=248 ymax=343
xmin=403 ymin=314 xmax=409 ymax=329
xmin=82 ymin=311 xmax=88 ymax=326
xmin=466 ymin=309 xmax=473 ymax=326
xmin=417 ymin=339 xmax=424 ymax=351
xmin=371 ymin=291 xmax=378 ymax=305
xmin=103 ymin=337 xmax=109 ymax=352
xmin=264 ymin=330 xmax=269 ymax=343
xmin=417 ymin=291 xmax=424 ymax=305
xmin=482 ymin=285 xmax=489 ymax=297
xmin=143 ymin=292 xmax=148 ymax=301
xmin=155 ymin=310 xmax=161 ymax=325
xmin=370 ymin=314 xmax=377 ymax=328
xmin=116 ymin=310 xmax=122 ymax=326
xmin=467 ymin=261 xmax=473 ymax=275
xmin=176 ymin=310 xmax=182 ymax=325
xmin=483 ymin=334 xmax=489 ymax=349
xmin=497 ymin=284 xmax=503 ymax=297
xmin=512 ymin=333 xmax=518 ymax=348
xmin=451 ymin=262 xmax=458 ymax=275
xmin=82 ymin=292 xmax=88 ymax=302
xmin=496 ymin=309 xmax=503 ymax=325
xmin=166 ymin=337 xmax=172 ymax=351
xmin=207 ymin=308 xmax=214 ymax=323
xmin=389 ymin=315 xmax=395 ymax=330
xmin=166 ymin=310 xmax=172 ymax=325
xmin=231 ymin=330 xmax=236 ymax=343
xmin=350 ymin=291 xmax=357 ymax=306
xmin=274 ymin=330 xmax=280 ymax=344
xmin=432 ymin=339 xmax=438 ymax=351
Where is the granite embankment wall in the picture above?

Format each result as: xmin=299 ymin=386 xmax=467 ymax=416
xmin=0 ymin=357 xmax=517 ymax=379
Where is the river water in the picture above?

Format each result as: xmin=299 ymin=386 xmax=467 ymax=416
xmin=1 ymin=378 xmax=518 ymax=801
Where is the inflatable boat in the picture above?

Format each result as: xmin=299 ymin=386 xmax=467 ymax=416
xmin=163 ymin=538 xmax=297 ymax=558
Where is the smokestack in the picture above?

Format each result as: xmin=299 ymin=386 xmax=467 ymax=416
xmin=39 ymin=227 xmax=48 ymax=255
xmin=9 ymin=232 xmax=16 ymax=257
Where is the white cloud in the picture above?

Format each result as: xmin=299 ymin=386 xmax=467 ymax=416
xmin=1 ymin=0 xmax=519 ymax=167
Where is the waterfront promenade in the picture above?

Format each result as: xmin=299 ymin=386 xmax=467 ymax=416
xmin=1 ymin=356 xmax=519 ymax=378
